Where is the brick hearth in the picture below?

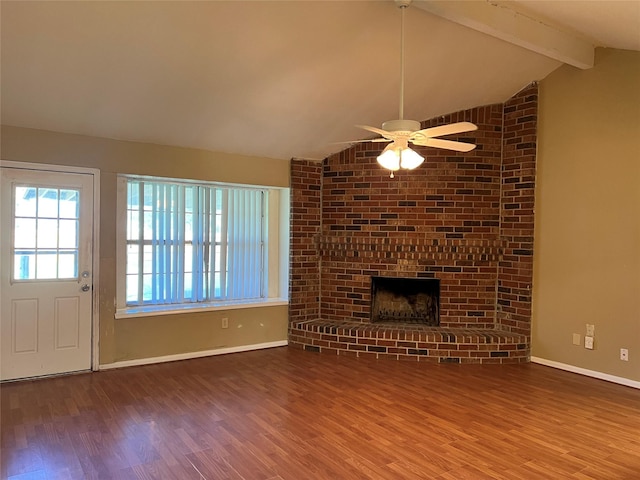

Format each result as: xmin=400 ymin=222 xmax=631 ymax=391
xmin=290 ymin=320 xmax=528 ymax=363
xmin=289 ymin=85 xmax=537 ymax=363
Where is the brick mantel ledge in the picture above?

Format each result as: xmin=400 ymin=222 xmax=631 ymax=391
xmin=289 ymin=319 xmax=529 ymax=364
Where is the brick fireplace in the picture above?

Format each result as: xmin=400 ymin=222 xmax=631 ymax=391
xmin=289 ymin=84 xmax=537 ymax=363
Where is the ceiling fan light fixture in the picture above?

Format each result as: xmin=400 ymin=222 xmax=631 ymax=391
xmin=377 ymin=142 xmax=424 ymax=172
xmin=399 ymin=147 xmax=424 ymax=169
xmin=377 ymin=144 xmax=401 ymax=171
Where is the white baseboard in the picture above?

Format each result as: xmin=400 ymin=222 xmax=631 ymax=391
xmin=531 ymin=356 xmax=640 ymax=389
xmin=99 ymin=340 xmax=288 ymax=371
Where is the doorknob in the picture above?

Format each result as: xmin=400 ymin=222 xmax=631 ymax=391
xmin=81 ymin=284 xmax=91 ymax=292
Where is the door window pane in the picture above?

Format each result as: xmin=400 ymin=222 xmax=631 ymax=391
xmin=36 ymin=251 xmax=57 ymax=279
xmin=59 ymin=189 xmax=79 ymax=218
xmin=37 ymin=188 xmax=59 ymax=217
xmin=14 ymin=252 xmax=35 ymax=280
xmin=12 ymin=185 xmax=81 ymax=281
xmin=14 ymin=218 xmax=36 ymax=248
xmin=59 ymin=220 xmax=78 ymax=249
xmin=14 ymin=187 xmax=37 ymax=217
xmin=58 ymin=252 xmax=78 ymax=278
xmin=37 ymin=219 xmax=58 ymax=248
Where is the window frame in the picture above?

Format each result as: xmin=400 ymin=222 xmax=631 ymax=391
xmin=115 ymin=175 xmax=289 ymax=319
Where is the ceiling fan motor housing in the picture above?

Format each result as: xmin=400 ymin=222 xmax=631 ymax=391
xmin=382 ymin=119 xmax=421 ymax=133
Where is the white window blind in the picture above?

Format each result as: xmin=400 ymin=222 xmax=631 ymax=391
xmin=125 ymin=179 xmax=266 ymax=306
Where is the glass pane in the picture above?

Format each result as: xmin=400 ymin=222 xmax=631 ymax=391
xmin=38 ymin=188 xmax=59 ymax=217
xmin=214 ymin=272 xmax=221 ymax=298
xmin=59 ymin=220 xmax=78 ymax=249
xmin=143 ymin=211 xmax=153 ymax=240
xmin=206 ymin=211 xmax=213 ymax=240
xmin=142 ymin=245 xmax=153 ymax=274
xmin=126 ymin=274 xmax=139 ymax=303
xmin=215 ymin=245 xmax=221 ymax=271
xmin=37 ymin=219 xmax=58 ymax=248
xmin=128 ymin=181 xmax=140 ymax=208
xmin=15 ymin=187 xmax=37 ymax=217
xmin=143 ymin=184 xmax=154 ymax=210
xmin=36 ymin=251 xmax=57 ymax=279
xmin=208 ymin=244 xmax=214 ymax=268
xmin=155 ymin=272 xmax=164 ymax=300
xmin=185 ymin=187 xmax=193 ymax=213
xmin=59 ymin=189 xmax=79 ymax=218
xmin=127 ymin=210 xmax=139 ymax=240
xmin=58 ymin=251 xmax=78 ymax=278
xmin=142 ymin=274 xmax=153 ymax=302
xmin=184 ymin=244 xmax=193 ymax=273
xmin=184 ymin=271 xmax=192 ymax=299
xmin=185 ymin=213 xmax=193 ymax=242
xmin=14 ymin=218 xmax=36 ymax=248
xmin=201 ymin=271 xmax=208 ymax=299
xmin=127 ymin=244 xmax=139 ymax=274
xmin=215 ymin=214 xmax=222 ymax=242
xmin=14 ymin=252 xmax=35 ymax=280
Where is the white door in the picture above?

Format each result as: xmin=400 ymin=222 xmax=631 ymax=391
xmin=1 ymin=167 xmax=94 ymax=381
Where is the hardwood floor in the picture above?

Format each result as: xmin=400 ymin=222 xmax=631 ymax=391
xmin=2 ymin=347 xmax=639 ymax=479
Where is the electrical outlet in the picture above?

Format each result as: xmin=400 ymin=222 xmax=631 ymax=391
xmin=572 ymin=333 xmax=581 ymax=346
xmin=620 ymin=348 xmax=629 ymax=361
xmin=221 ymin=317 xmax=229 ymax=329
xmin=586 ymin=324 xmax=595 ymax=336
xmin=584 ymin=335 xmax=594 ymax=349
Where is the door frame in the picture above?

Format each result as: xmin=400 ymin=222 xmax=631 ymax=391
xmin=0 ymin=160 xmax=101 ymax=372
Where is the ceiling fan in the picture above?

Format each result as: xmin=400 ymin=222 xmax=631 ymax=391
xmin=347 ymin=0 xmax=477 ymax=177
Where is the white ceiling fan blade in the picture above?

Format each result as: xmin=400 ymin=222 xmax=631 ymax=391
xmin=356 ymin=125 xmax=395 ymax=139
xmin=411 ymin=122 xmax=478 ymax=140
xmin=332 ymin=138 xmax=392 ymax=145
xmin=412 ymin=138 xmax=477 ymax=152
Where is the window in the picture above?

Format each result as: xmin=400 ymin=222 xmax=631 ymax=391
xmin=13 ymin=186 xmax=80 ymax=281
xmin=124 ymin=178 xmax=267 ymax=306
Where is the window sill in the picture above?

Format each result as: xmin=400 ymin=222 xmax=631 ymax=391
xmin=115 ymin=298 xmax=289 ymax=319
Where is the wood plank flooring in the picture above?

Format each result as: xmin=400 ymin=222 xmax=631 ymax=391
xmin=1 ymin=347 xmax=639 ymax=479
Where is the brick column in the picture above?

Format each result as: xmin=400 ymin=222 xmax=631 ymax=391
xmin=289 ymin=159 xmax=322 ymax=324
xmin=497 ymin=83 xmax=538 ymax=335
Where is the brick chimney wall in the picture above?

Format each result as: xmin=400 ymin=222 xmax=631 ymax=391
xmin=497 ymin=85 xmax=538 ymax=334
xmin=289 ymin=85 xmax=537 ymax=337
xmin=289 ymin=160 xmax=322 ymax=323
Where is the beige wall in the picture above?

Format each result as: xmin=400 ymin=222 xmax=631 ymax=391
xmin=534 ymin=48 xmax=640 ymax=382
xmin=1 ymin=126 xmax=290 ymax=364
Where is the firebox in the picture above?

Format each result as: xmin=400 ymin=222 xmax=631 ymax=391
xmin=371 ymin=277 xmax=440 ymax=325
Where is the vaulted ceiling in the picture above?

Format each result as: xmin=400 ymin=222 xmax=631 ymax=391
xmin=2 ymin=1 xmax=639 ymax=161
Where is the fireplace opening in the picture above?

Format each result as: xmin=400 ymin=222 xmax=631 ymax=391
xmin=371 ymin=276 xmax=440 ymax=326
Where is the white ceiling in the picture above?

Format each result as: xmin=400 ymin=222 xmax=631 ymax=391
xmin=1 ymin=1 xmax=639 ymax=161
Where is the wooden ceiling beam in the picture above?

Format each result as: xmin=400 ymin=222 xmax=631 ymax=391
xmin=415 ymin=1 xmax=594 ymax=69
